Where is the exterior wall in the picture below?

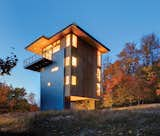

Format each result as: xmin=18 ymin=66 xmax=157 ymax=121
xmin=71 ymin=99 xmax=95 ymax=110
xmin=40 ymin=49 xmax=65 ymax=110
xmin=71 ymin=37 xmax=97 ymax=98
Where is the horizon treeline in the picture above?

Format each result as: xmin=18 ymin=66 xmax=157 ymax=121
xmin=102 ymin=33 xmax=160 ymax=107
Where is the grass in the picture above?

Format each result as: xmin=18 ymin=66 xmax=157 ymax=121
xmin=0 ymin=104 xmax=160 ymax=136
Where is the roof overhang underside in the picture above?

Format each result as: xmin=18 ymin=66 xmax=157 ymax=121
xmin=25 ymin=24 xmax=110 ymax=55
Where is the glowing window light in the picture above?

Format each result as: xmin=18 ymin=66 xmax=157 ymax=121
xmin=65 ymin=57 xmax=70 ymax=66
xmin=72 ymin=56 xmax=77 ymax=67
xmin=72 ymin=76 xmax=77 ymax=85
xmin=53 ymin=45 xmax=60 ymax=54
xmin=96 ymin=83 xmax=101 ymax=96
xmin=47 ymin=82 xmax=51 ymax=87
xmin=66 ymin=34 xmax=71 ymax=47
xmin=51 ymin=66 xmax=59 ymax=72
xmin=97 ymin=68 xmax=101 ymax=82
xmin=72 ymin=34 xmax=77 ymax=48
xmin=97 ymin=51 xmax=101 ymax=67
xmin=65 ymin=76 xmax=70 ymax=85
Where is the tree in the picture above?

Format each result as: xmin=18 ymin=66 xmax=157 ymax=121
xmin=0 ymin=51 xmax=18 ymax=75
xmin=118 ymin=42 xmax=139 ymax=74
xmin=0 ymin=83 xmax=39 ymax=113
xmin=103 ymin=33 xmax=160 ymax=107
xmin=140 ymin=34 xmax=160 ymax=66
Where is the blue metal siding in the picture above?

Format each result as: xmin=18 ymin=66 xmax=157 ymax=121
xmin=40 ymin=49 xmax=64 ymax=110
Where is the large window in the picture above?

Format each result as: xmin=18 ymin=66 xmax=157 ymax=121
xmin=53 ymin=40 xmax=60 ymax=53
xmin=97 ymin=51 xmax=101 ymax=67
xmin=72 ymin=56 xmax=77 ymax=67
xmin=71 ymin=76 xmax=77 ymax=85
xmin=42 ymin=40 xmax=61 ymax=60
xmin=65 ymin=57 xmax=70 ymax=66
xmin=66 ymin=34 xmax=71 ymax=47
xmin=65 ymin=76 xmax=70 ymax=85
xmin=96 ymin=83 xmax=101 ymax=96
xmin=97 ymin=68 xmax=101 ymax=82
xmin=43 ymin=45 xmax=53 ymax=60
xmin=72 ymin=34 xmax=77 ymax=48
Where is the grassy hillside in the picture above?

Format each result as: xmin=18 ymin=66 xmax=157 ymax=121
xmin=0 ymin=104 xmax=160 ymax=136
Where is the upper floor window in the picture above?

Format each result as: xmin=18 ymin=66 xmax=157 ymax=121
xmin=65 ymin=57 xmax=70 ymax=66
xmin=42 ymin=40 xmax=61 ymax=60
xmin=71 ymin=76 xmax=77 ymax=85
xmin=53 ymin=40 xmax=60 ymax=53
xmin=72 ymin=34 xmax=77 ymax=48
xmin=42 ymin=44 xmax=52 ymax=60
xmin=97 ymin=68 xmax=101 ymax=82
xmin=66 ymin=34 xmax=71 ymax=47
xmin=65 ymin=76 xmax=70 ymax=85
xmin=97 ymin=51 xmax=101 ymax=67
xmin=72 ymin=56 xmax=77 ymax=67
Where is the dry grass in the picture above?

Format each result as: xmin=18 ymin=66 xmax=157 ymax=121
xmin=0 ymin=104 xmax=160 ymax=136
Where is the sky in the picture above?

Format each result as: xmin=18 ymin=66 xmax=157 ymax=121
xmin=0 ymin=0 xmax=160 ymax=104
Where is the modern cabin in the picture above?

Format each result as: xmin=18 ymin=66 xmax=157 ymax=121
xmin=24 ymin=24 xmax=110 ymax=110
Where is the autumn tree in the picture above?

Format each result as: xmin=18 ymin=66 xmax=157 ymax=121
xmin=118 ymin=42 xmax=139 ymax=74
xmin=103 ymin=33 xmax=160 ymax=107
xmin=140 ymin=34 xmax=160 ymax=66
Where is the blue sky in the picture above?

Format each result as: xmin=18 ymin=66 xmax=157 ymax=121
xmin=0 ymin=0 xmax=160 ymax=104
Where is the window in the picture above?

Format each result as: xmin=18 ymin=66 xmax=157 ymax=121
xmin=96 ymin=83 xmax=101 ymax=96
xmin=43 ymin=44 xmax=53 ymax=60
xmin=65 ymin=76 xmax=70 ymax=85
xmin=72 ymin=56 xmax=77 ymax=67
xmin=47 ymin=82 xmax=51 ymax=87
xmin=72 ymin=76 xmax=77 ymax=85
xmin=42 ymin=40 xmax=61 ymax=60
xmin=66 ymin=34 xmax=71 ymax=47
xmin=72 ymin=34 xmax=77 ymax=48
xmin=65 ymin=57 xmax=70 ymax=66
xmin=51 ymin=66 xmax=59 ymax=72
xmin=53 ymin=40 xmax=60 ymax=53
xmin=97 ymin=68 xmax=101 ymax=82
xmin=97 ymin=51 xmax=101 ymax=67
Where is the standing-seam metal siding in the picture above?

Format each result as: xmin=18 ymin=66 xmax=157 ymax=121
xmin=40 ymin=49 xmax=64 ymax=110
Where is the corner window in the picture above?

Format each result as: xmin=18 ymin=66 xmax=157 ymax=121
xmin=97 ymin=51 xmax=101 ymax=67
xmin=66 ymin=34 xmax=71 ymax=47
xmin=65 ymin=57 xmax=70 ymax=66
xmin=72 ymin=56 xmax=77 ymax=67
xmin=72 ymin=76 xmax=77 ymax=85
xmin=65 ymin=76 xmax=70 ymax=85
xmin=72 ymin=34 xmax=77 ymax=48
xmin=51 ymin=66 xmax=59 ymax=72
xmin=96 ymin=83 xmax=101 ymax=96
xmin=53 ymin=40 xmax=60 ymax=53
xmin=97 ymin=68 xmax=101 ymax=82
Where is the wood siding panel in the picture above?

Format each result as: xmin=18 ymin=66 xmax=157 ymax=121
xmin=71 ymin=37 xmax=97 ymax=98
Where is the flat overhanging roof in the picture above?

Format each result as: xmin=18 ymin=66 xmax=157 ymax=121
xmin=25 ymin=23 xmax=110 ymax=55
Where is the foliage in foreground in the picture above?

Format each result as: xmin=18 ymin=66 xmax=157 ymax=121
xmin=0 ymin=104 xmax=160 ymax=136
xmin=0 ymin=83 xmax=39 ymax=113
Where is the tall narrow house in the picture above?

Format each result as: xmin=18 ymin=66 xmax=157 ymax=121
xmin=24 ymin=24 xmax=110 ymax=110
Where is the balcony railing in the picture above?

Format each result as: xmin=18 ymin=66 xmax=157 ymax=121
xmin=24 ymin=53 xmax=53 ymax=72
xmin=23 ymin=55 xmax=43 ymax=68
